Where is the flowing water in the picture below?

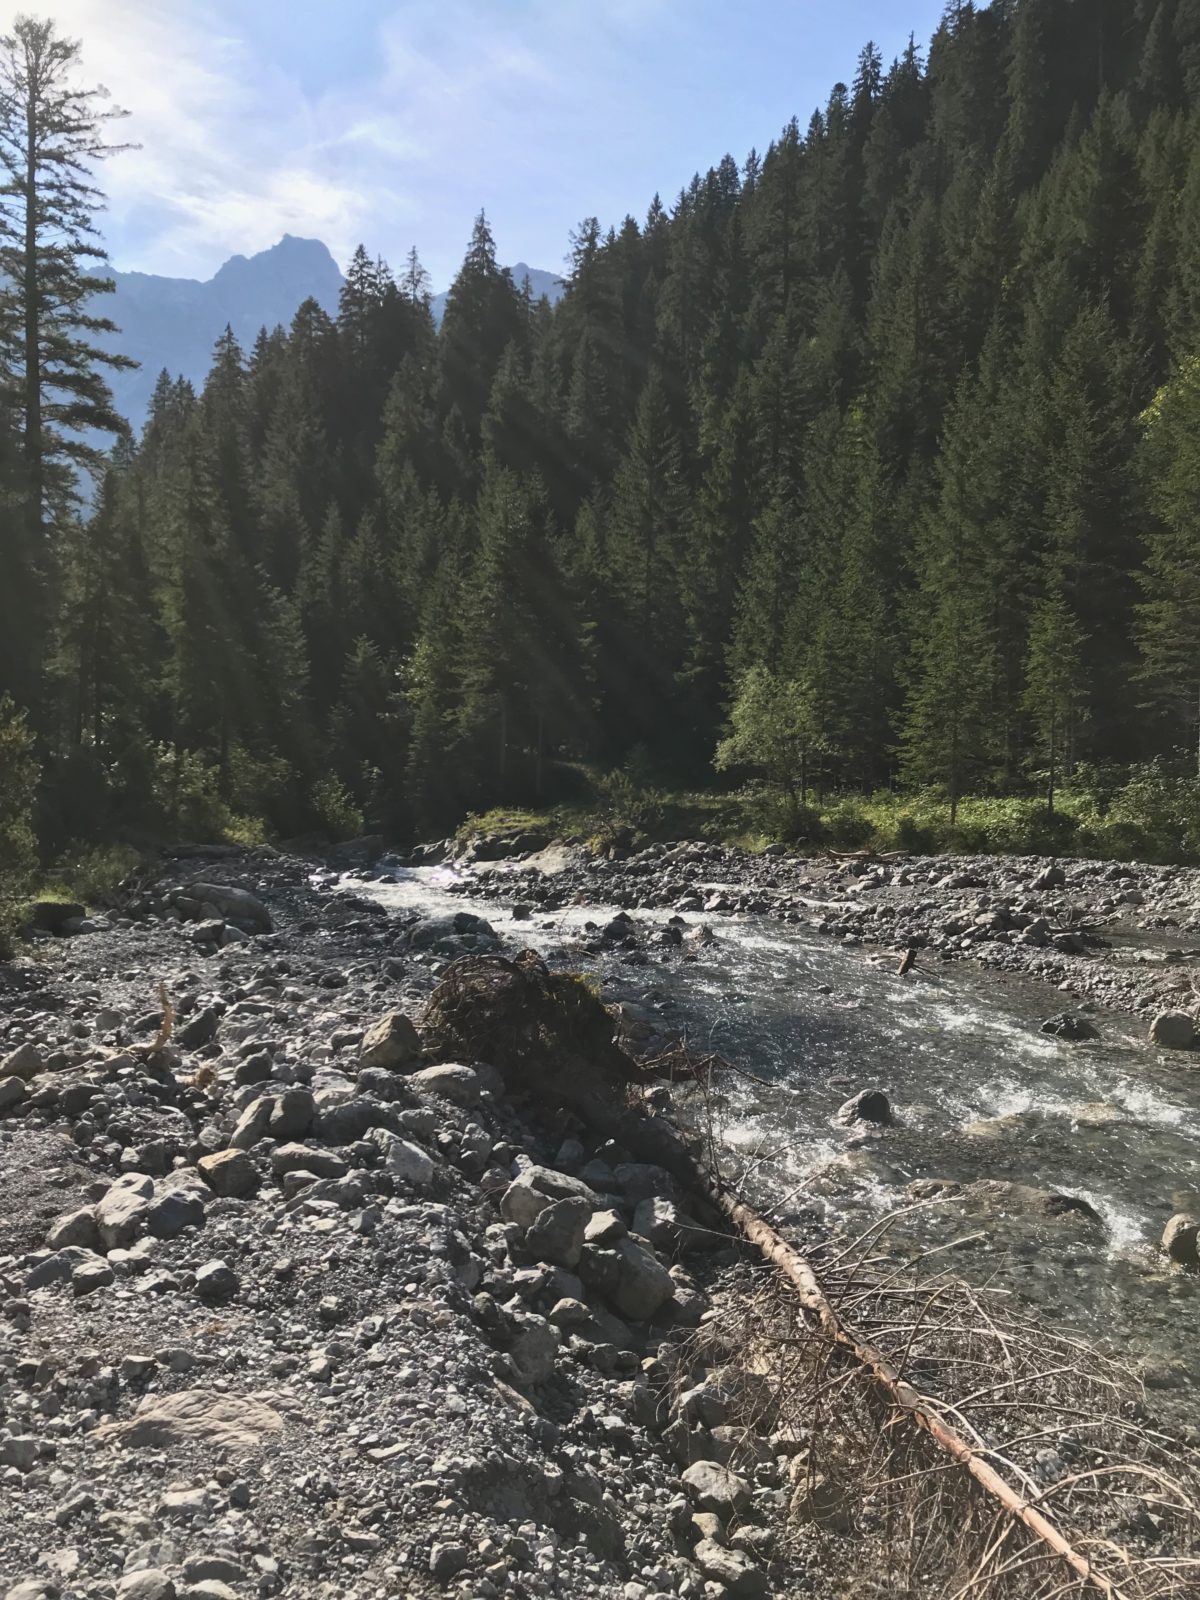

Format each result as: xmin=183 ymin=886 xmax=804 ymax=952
xmin=358 ymin=865 xmax=1200 ymax=1400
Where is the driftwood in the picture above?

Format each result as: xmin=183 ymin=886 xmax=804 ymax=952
xmin=560 ymin=1092 xmax=1131 ymax=1595
xmin=704 ymin=1181 xmax=1126 ymax=1600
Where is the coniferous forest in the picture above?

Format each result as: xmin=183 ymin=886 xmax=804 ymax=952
xmin=8 ymin=1 xmax=1200 ymax=884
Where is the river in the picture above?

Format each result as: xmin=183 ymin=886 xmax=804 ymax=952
xmin=354 ymin=862 xmax=1200 ymax=1416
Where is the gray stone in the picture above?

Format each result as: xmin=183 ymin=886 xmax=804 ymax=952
xmin=1150 ymin=1011 xmax=1195 ymax=1050
xmin=188 ymin=881 xmax=272 ymax=931
xmin=508 ymin=1312 xmax=560 ymax=1384
xmin=228 ymin=1097 xmax=271 ymax=1150
xmin=677 ymin=1382 xmax=729 ymax=1428
xmin=1163 ymin=1212 xmax=1200 ymax=1267
xmin=0 ymin=1436 xmax=38 ymax=1471
xmin=179 ymin=1007 xmax=220 ymax=1049
xmin=429 ymin=1542 xmax=469 ymax=1582
xmin=1 ymin=1042 xmax=44 ymax=1080
xmin=117 ymin=1577 xmax=177 ymax=1600
xmin=47 ymin=1207 xmax=103 ymax=1251
xmin=95 ymin=1173 xmax=154 ymax=1249
xmin=681 ymin=1460 xmax=751 ymax=1518
xmin=632 ymin=1196 xmax=685 ymax=1250
xmin=359 ymin=1010 xmax=421 ymax=1071
xmin=548 ymin=1296 xmax=590 ymax=1328
xmin=195 ymin=1259 xmax=238 ymax=1300
xmin=613 ymin=1162 xmax=674 ymax=1204
xmin=837 ymin=1087 xmax=893 ymax=1126
xmin=199 ymin=1147 xmax=260 ymax=1197
xmin=145 ymin=1188 xmax=206 ymax=1240
xmin=611 ymin=1236 xmax=674 ymax=1322
xmin=584 ymin=1208 xmax=626 ymax=1245
xmin=692 ymin=1539 xmax=767 ymax=1597
xmin=408 ymin=1063 xmax=481 ymax=1106
xmin=73 ymin=1257 xmax=115 ymax=1294
xmin=268 ymin=1086 xmax=314 ymax=1139
xmin=500 ymin=1166 xmax=603 ymax=1228
xmin=26 ymin=1245 xmax=105 ymax=1288
xmin=0 ymin=1075 xmax=27 ymax=1112
xmin=367 ymin=1128 xmax=434 ymax=1186
xmin=270 ymin=1142 xmax=347 ymax=1179
xmin=526 ymin=1196 xmax=591 ymax=1268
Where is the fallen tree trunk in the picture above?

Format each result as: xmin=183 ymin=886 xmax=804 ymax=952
xmin=585 ymin=1103 xmax=1130 ymax=1599
xmin=707 ymin=1183 xmax=1127 ymax=1600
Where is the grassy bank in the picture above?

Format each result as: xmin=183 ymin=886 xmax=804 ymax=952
xmin=456 ymin=764 xmax=1200 ymax=866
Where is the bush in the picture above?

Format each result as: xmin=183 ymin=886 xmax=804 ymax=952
xmin=147 ymin=745 xmax=267 ymax=844
xmin=46 ymin=842 xmax=144 ymax=906
xmin=0 ymin=698 xmax=39 ymax=955
xmin=310 ymin=773 xmax=365 ymax=841
xmin=822 ymin=800 xmax=874 ymax=850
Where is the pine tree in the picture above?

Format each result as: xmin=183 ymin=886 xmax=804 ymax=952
xmin=1136 ymin=357 xmax=1200 ymax=770
xmin=0 ymin=17 xmax=134 ymax=529
xmin=1023 ymin=591 xmax=1087 ymax=813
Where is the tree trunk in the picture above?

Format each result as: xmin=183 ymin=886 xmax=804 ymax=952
xmin=1047 ymin=710 xmax=1056 ymax=819
xmin=23 ymin=91 xmax=42 ymax=542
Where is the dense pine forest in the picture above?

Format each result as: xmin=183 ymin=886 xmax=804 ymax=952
xmin=8 ymin=0 xmax=1200 ymax=902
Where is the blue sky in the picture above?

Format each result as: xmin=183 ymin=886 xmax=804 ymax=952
xmin=53 ymin=0 xmax=951 ymax=289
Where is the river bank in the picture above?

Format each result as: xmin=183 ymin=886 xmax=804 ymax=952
xmin=1 ymin=842 xmax=1198 ymax=1599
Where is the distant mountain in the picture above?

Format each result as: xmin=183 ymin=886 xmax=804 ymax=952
xmin=430 ymin=261 xmax=566 ymax=326
xmin=102 ymin=235 xmax=343 ymax=431
xmin=100 ymin=239 xmax=565 ymax=431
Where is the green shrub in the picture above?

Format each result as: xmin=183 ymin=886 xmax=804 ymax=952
xmin=46 ymin=842 xmax=144 ymax=906
xmin=310 ymin=773 xmax=365 ymax=841
xmin=823 ymin=799 xmax=874 ymax=850
xmin=148 ymin=745 xmax=267 ymax=844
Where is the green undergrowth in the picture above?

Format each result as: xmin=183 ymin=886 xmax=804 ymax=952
xmin=455 ymin=763 xmax=1200 ymax=866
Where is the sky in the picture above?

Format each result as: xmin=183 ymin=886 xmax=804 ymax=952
xmin=47 ymin=0 xmax=951 ymax=290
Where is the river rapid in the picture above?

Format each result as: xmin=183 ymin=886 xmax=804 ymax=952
xmin=356 ymin=861 xmax=1200 ymax=1418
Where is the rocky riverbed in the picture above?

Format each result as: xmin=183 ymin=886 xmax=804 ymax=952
xmin=3 ymin=838 xmax=1200 ymax=1600
xmin=0 ymin=848 xmax=820 ymax=1600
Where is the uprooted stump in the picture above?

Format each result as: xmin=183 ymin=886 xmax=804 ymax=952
xmin=418 ymin=950 xmax=637 ymax=1109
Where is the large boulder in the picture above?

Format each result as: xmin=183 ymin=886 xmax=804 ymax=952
xmin=199 ymin=1148 xmax=260 ymax=1198
xmin=94 ymin=1173 xmax=154 ymax=1250
xmin=836 ymin=1088 xmax=893 ymax=1126
xmin=407 ymin=1063 xmax=481 ymax=1106
xmin=500 ymin=1166 xmax=603 ymax=1229
xmin=525 ymin=1196 xmax=591 ymax=1269
xmin=692 ymin=1540 xmax=767 ymax=1598
xmin=359 ymin=1011 xmax=422 ymax=1072
xmin=681 ymin=1460 xmax=752 ymax=1518
xmin=0 ymin=1076 xmax=27 ymax=1112
xmin=408 ymin=911 xmax=499 ymax=954
xmin=47 ymin=1208 xmax=103 ymax=1252
xmin=367 ymin=1128 xmax=434 ymax=1186
xmin=1149 ymin=1011 xmax=1195 ymax=1050
xmin=1 ymin=1042 xmax=44 ymax=1081
xmin=1162 ymin=1213 xmax=1200 ymax=1267
xmin=610 ymin=1236 xmax=674 ymax=1322
xmin=187 ymin=881 xmax=272 ymax=932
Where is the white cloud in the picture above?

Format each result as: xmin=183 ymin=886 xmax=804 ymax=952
xmin=38 ymin=0 xmax=674 ymax=281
